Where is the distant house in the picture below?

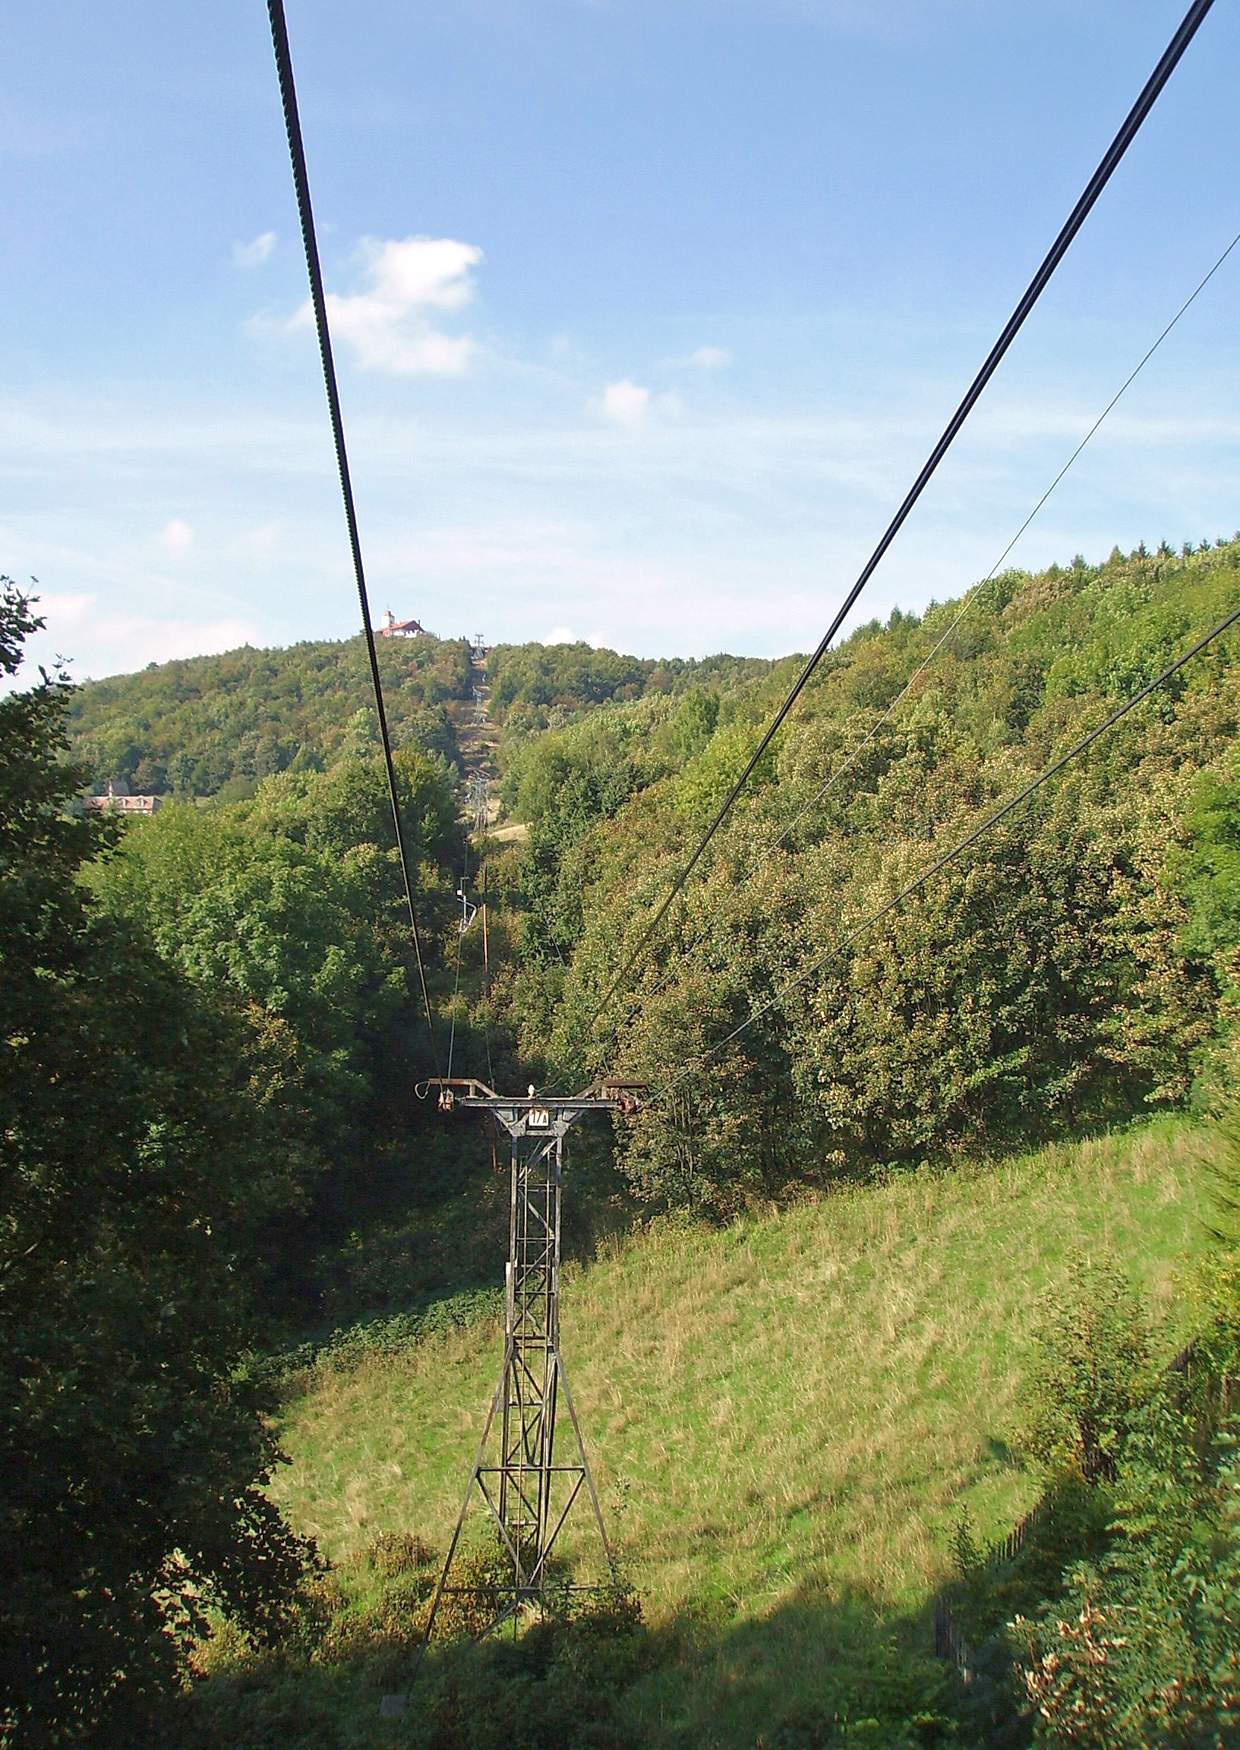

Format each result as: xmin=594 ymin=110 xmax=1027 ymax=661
xmin=379 ymin=609 xmax=426 ymax=639
xmin=85 ymin=779 xmax=164 ymax=817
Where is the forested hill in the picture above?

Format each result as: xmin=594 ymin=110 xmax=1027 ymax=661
xmin=485 ymin=640 xmax=782 ymax=738
xmin=63 ymin=628 xmax=781 ymax=802
xmin=8 ymin=535 xmax=1240 ymax=1742
xmin=504 ymin=535 xmax=1240 ymax=1212
xmin=65 ymin=630 xmax=474 ymax=800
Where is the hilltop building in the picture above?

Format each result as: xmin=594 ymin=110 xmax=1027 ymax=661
xmin=379 ymin=609 xmax=426 ymax=639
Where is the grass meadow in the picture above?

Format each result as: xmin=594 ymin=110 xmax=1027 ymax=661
xmin=227 ymin=1115 xmax=1224 ymax=1743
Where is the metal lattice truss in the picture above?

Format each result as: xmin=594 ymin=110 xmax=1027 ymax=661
xmin=417 ymin=1081 xmax=643 ymax=1645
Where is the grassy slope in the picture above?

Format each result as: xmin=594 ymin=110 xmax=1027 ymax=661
xmin=268 ymin=1116 xmax=1218 ymax=1742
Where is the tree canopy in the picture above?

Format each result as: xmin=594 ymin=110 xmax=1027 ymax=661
xmin=0 ymin=581 xmax=309 ymax=1741
xmin=64 ymin=630 xmax=472 ymax=799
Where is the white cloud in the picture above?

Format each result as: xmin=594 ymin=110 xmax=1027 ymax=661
xmin=289 ymin=235 xmax=483 ymax=375
xmin=682 ymin=345 xmax=733 ymax=371
xmin=232 ymin=230 xmax=277 ymax=268
xmin=29 ymin=590 xmax=94 ymax=642
xmin=544 ymin=625 xmax=581 ymax=645
xmin=593 ymin=380 xmax=686 ymax=428
xmin=6 ymin=591 xmax=262 ymax=686
xmin=160 ymin=518 xmax=194 ymax=555
xmin=597 ymin=379 xmax=652 ymax=428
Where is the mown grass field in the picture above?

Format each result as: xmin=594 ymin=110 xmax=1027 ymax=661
xmin=246 ymin=1116 xmax=1222 ymax=1743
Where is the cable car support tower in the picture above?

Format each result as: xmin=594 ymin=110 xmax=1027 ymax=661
xmin=416 ymin=1075 xmax=644 ymax=1645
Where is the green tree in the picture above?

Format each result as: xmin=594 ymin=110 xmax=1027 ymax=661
xmin=1177 ymin=754 xmax=1240 ymax=1002
xmin=65 ymin=631 xmax=470 ymax=799
xmin=0 ymin=582 xmax=308 ymax=1742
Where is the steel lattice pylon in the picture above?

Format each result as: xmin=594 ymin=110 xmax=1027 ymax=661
xmin=417 ymin=1079 xmax=643 ymax=1646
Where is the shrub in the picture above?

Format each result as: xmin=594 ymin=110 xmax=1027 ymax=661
xmin=1017 ymin=1254 xmax=1150 ymax=1481
xmin=365 ymin=1530 xmax=436 ymax=1578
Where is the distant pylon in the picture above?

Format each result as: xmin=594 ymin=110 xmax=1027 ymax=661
xmin=469 ymin=772 xmax=489 ymax=835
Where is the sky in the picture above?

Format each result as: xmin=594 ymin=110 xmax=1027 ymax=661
xmin=3 ymin=0 xmax=1238 ymax=684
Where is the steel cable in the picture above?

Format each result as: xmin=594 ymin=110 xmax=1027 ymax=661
xmin=267 ymin=0 xmax=442 ymax=1073
xmin=601 ymin=224 xmax=1240 ymax=1047
xmin=649 ymin=598 xmax=1240 ymax=1103
xmin=589 ymin=0 xmax=1217 ymax=1034
xmin=446 ymin=884 xmax=465 ymax=1080
xmin=481 ymin=855 xmax=496 ymax=1088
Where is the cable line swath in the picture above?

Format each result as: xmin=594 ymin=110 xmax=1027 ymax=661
xmin=605 ymin=223 xmax=1240 ymax=1047
xmin=267 ymin=0 xmax=441 ymax=1075
xmin=653 ymin=598 xmax=1240 ymax=1103
xmin=589 ymin=0 xmax=1218 ymax=1036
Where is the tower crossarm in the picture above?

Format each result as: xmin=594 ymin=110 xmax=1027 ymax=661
xmin=419 ymin=1076 xmax=645 ymax=1127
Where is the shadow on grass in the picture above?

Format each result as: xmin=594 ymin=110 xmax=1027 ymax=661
xmin=982 ymin=1436 xmax=1021 ymax=1472
xmin=170 ymin=1574 xmax=983 ymax=1750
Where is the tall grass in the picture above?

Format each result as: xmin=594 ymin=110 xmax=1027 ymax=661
xmin=265 ymin=1117 xmax=1217 ymax=1741
xmin=232 ymin=1120 xmax=1217 ymax=1736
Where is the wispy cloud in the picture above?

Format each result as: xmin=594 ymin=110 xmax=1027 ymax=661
xmin=232 ymin=230 xmax=277 ymax=268
xmin=8 ymin=590 xmax=261 ymax=687
xmin=287 ymin=235 xmax=483 ymax=375
xmin=159 ymin=518 xmax=194 ymax=555
xmin=3 ymin=362 xmax=1236 ymax=678
xmin=674 ymin=345 xmax=733 ymax=371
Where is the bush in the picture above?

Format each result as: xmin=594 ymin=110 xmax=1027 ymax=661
xmin=1014 ymin=1426 xmax=1240 ymax=1744
xmin=366 ymin=1530 xmax=436 ymax=1578
xmin=1017 ymin=1254 xmax=1150 ymax=1482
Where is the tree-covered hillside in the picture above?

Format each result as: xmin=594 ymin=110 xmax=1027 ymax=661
xmin=486 ymin=639 xmax=783 ymax=744
xmin=499 ymin=537 xmax=1240 ymax=1213
xmin=62 ymin=627 xmax=783 ymax=804
xmin=65 ymin=631 xmax=473 ymax=799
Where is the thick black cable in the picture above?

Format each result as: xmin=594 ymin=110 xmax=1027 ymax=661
xmin=589 ymin=0 xmax=1216 ymax=1032
xmin=651 ymin=598 xmax=1240 ymax=1101
xmin=604 ymin=223 xmax=1240 ymax=1044
xmin=267 ymin=0 xmax=441 ymax=1073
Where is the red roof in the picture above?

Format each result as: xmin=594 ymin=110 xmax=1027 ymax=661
xmin=379 ymin=609 xmax=425 ymax=636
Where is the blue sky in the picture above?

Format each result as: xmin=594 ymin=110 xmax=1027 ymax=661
xmin=3 ymin=0 xmax=1238 ymax=682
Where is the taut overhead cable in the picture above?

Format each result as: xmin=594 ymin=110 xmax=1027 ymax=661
xmin=589 ymin=0 xmax=1217 ymax=1034
xmin=267 ymin=0 xmax=442 ymax=1072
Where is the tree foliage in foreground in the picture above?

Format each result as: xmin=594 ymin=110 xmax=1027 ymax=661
xmin=1016 ymin=1410 xmax=1240 ymax=1744
xmin=1010 ymin=1249 xmax=1240 ymax=1746
xmin=82 ymin=744 xmax=465 ymax=1318
xmin=0 ymin=582 xmax=309 ymax=1743
xmin=951 ymin=1208 xmax=1240 ymax=1746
